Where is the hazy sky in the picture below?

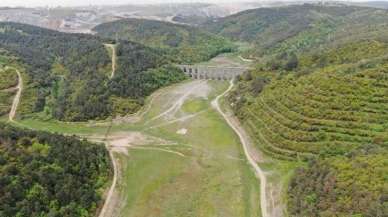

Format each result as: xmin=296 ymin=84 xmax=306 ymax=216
xmin=1 ymin=0 xmax=243 ymax=7
xmin=0 ymin=0 xmax=377 ymax=7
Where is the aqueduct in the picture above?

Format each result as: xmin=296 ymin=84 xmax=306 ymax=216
xmin=178 ymin=65 xmax=249 ymax=80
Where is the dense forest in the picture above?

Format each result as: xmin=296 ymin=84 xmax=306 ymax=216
xmin=0 ymin=22 xmax=186 ymax=121
xmin=221 ymin=4 xmax=388 ymax=216
xmin=0 ymin=123 xmax=112 ymax=216
xmin=93 ymin=18 xmax=234 ymax=64
xmin=288 ymin=146 xmax=388 ymax=216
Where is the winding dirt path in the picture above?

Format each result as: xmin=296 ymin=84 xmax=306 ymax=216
xmin=105 ymin=44 xmax=117 ymax=79
xmin=212 ymin=80 xmax=269 ymax=217
xmin=8 ymin=67 xmax=22 ymax=122
xmin=98 ymin=148 xmax=118 ymax=217
xmin=238 ymin=55 xmax=254 ymax=62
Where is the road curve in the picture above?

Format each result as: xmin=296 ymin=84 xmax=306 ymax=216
xmin=8 ymin=67 xmax=22 ymax=122
xmin=212 ymin=80 xmax=269 ymax=217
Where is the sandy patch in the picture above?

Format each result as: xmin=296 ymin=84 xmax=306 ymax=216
xmin=88 ymin=131 xmax=175 ymax=147
xmin=176 ymin=128 xmax=188 ymax=135
xmin=111 ymin=146 xmax=129 ymax=155
xmin=189 ymin=81 xmax=211 ymax=99
xmin=147 ymin=80 xmax=212 ymax=124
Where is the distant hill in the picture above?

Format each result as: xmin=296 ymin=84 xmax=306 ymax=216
xmin=0 ymin=123 xmax=111 ymax=216
xmin=349 ymin=1 xmax=388 ymax=9
xmin=0 ymin=22 xmax=185 ymax=121
xmin=93 ymin=18 xmax=234 ymax=64
xmin=204 ymin=4 xmax=388 ymax=57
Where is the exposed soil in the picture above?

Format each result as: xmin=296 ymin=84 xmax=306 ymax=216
xmin=8 ymin=67 xmax=22 ymax=122
xmin=104 ymin=44 xmax=117 ymax=79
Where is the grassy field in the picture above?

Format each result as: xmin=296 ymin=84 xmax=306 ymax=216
xmin=8 ymin=79 xmax=263 ymax=216
xmin=196 ymin=42 xmax=253 ymax=68
xmin=109 ymin=80 xmax=262 ymax=217
xmin=12 ymin=118 xmax=109 ymax=135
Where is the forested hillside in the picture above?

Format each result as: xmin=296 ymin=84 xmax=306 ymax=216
xmin=204 ymin=4 xmax=388 ymax=58
xmin=0 ymin=123 xmax=112 ymax=216
xmin=225 ymin=4 xmax=388 ymax=216
xmin=93 ymin=18 xmax=234 ymax=64
xmin=0 ymin=22 xmax=185 ymax=121
xmin=288 ymin=146 xmax=388 ymax=216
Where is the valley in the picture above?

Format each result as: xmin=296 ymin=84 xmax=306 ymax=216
xmin=1 ymin=2 xmax=388 ymax=217
xmin=12 ymin=79 xmax=267 ymax=217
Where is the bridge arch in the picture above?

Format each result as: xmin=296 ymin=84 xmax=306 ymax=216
xmin=178 ymin=64 xmax=249 ymax=81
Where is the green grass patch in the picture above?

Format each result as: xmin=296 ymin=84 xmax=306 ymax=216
xmin=181 ymin=98 xmax=207 ymax=113
xmin=0 ymin=67 xmax=18 ymax=89
xmin=111 ymin=80 xmax=262 ymax=216
xmin=13 ymin=118 xmax=108 ymax=135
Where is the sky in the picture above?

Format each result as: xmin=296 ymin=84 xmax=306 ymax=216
xmin=1 ymin=0 xmax=244 ymax=7
xmin=0 ymin=0 xmax=379 ymax=7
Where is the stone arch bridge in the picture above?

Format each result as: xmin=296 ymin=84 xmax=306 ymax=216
xmin=178 ymin=65 xmax=250 ymax=80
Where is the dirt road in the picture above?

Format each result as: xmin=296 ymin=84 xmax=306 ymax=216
xmin=212 ymin=79 xmax=269 ymax=217
xmin=98 ymin=148 xmax=118 ymax=217
xmin=105 ymin=44 xmax=117 ymax=78
xmin=8 ymin=67 xmax=22 ymax=122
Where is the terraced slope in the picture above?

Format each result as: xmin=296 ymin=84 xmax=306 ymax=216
xmin=252 ymin=67 xmax=387 ymax=157
xmin=229 ymin=38 xmax=388 ymax=215
xmin=232 ymin=43 xmax=388 ymax=160
xmin=93 ymin=18 xmax=234 ymax=64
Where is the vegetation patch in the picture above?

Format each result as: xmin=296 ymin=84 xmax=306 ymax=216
xmin=0 ymin=67 xmax=18 ymax=89
xmin=0 ymin=91 xmax=14 ymax=117
xmin=181 ymin=98 xmax=208 ymax=114
xmin=93 ymin=18 xmax=235 ymax=64
xmin=0 ymin=123 xmax=112 ymax=217
xmin=227 ymin=20 xmax=388 ymax=215
xmin=204 ymin=4 xmax=388 ymax=58
xmin=288 ymin=146 xmax=388 ymax=216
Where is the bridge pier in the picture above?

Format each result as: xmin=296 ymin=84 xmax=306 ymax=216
xmin=178 ymin=64 xmax=249 ymax=81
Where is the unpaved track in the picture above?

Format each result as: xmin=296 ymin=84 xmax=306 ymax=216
xmin=98 ymin=148 xmax=118 ymax=217
xmin=105 ymin=44 xmax=117 ymax=79
xmin=239 ymin=55 xmax=254 ymax=62
xmin=8 ymin=67 xmax=22 ymax=122
xmin=212 ymin=80 xmax=269 ymax=217
xmin=147 ymin=80 xmax=205 ymax=123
